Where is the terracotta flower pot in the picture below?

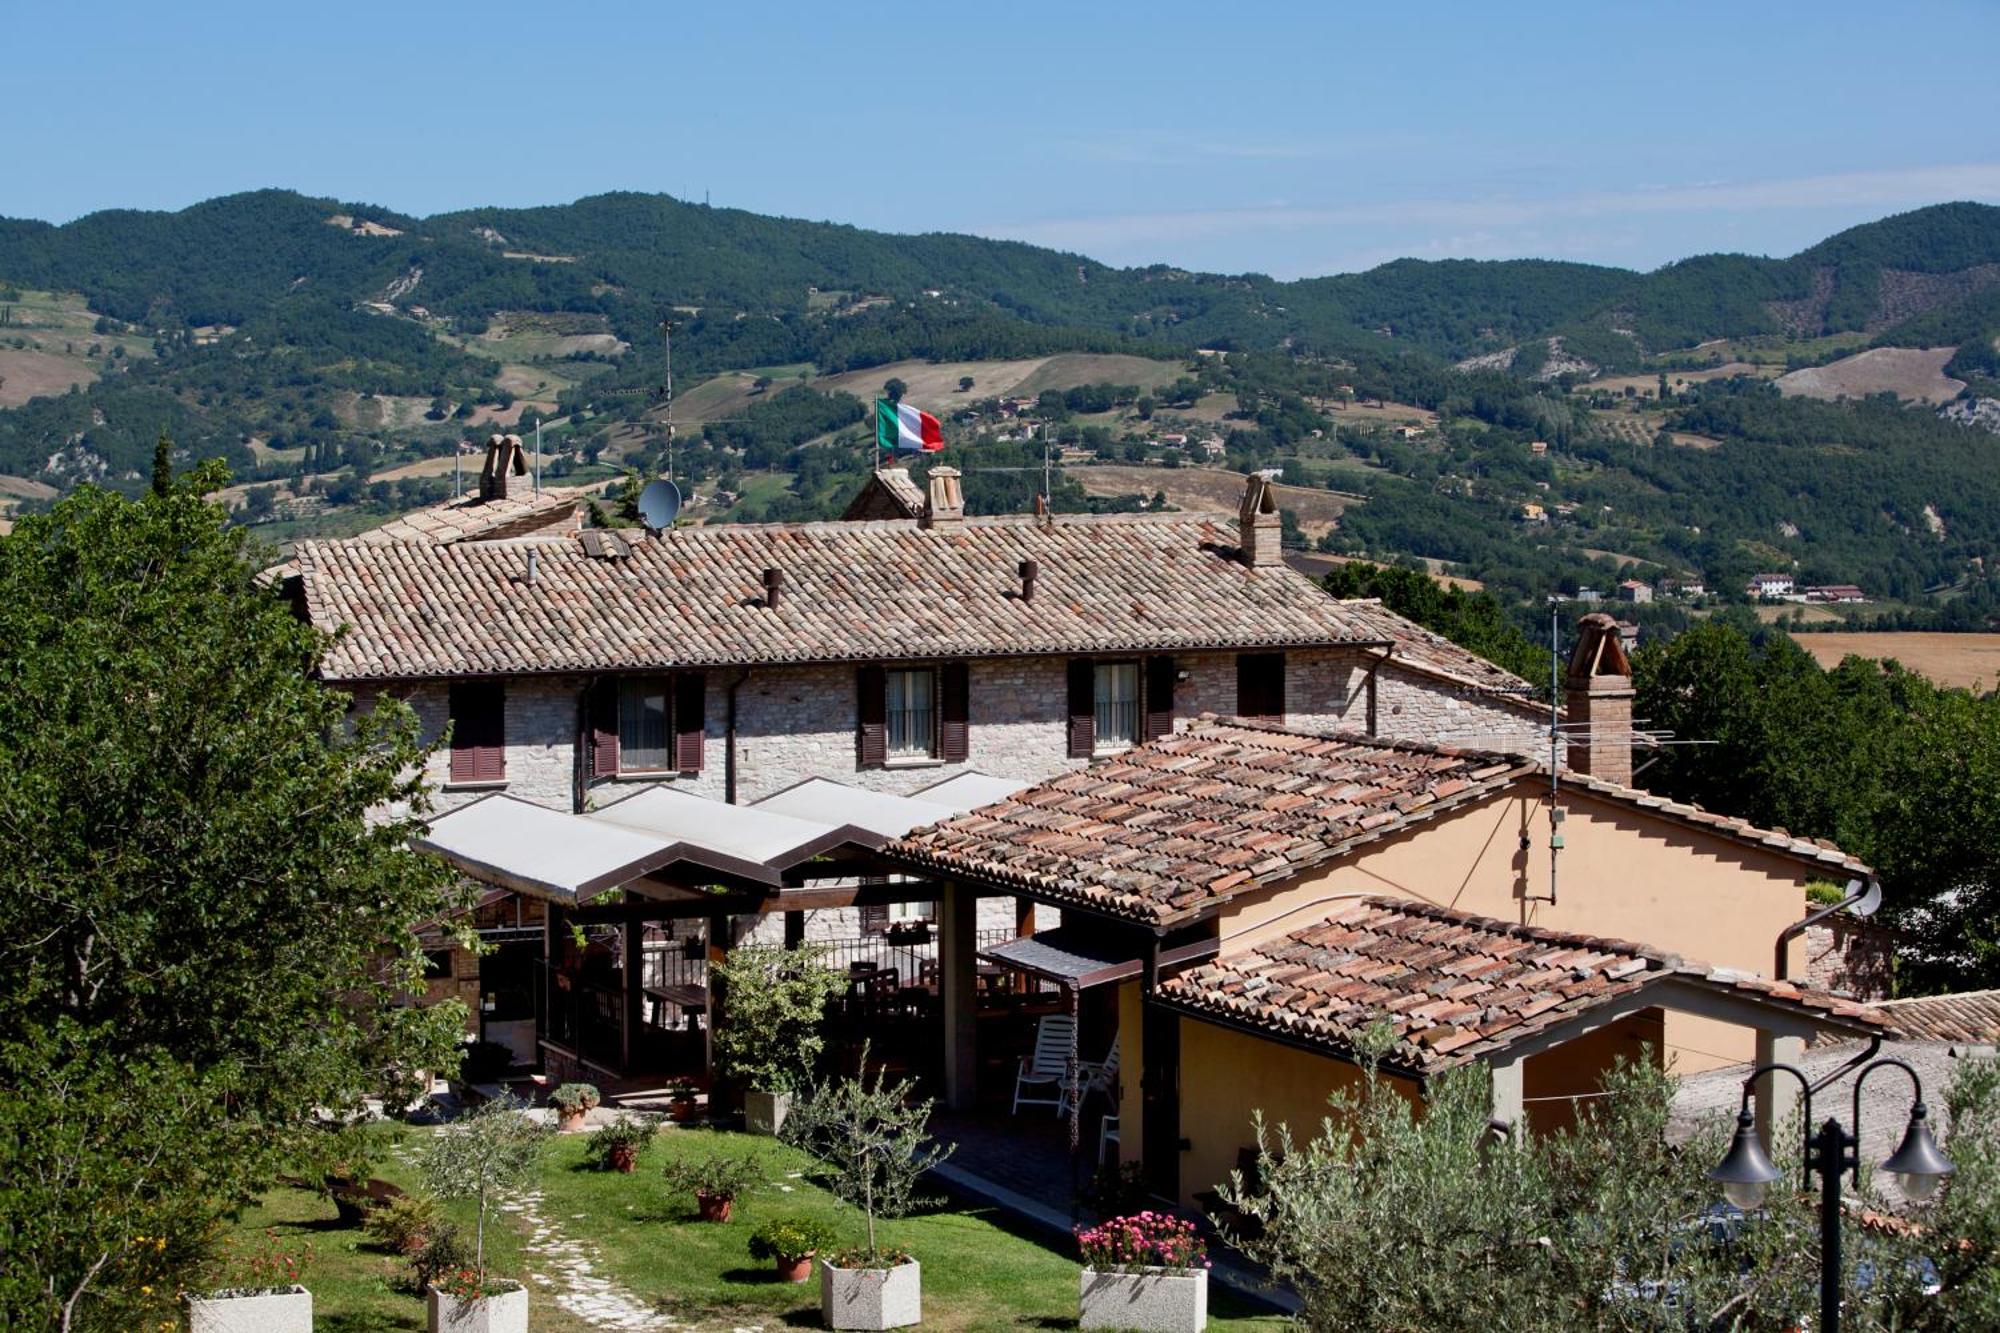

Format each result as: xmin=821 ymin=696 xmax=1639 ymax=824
xmin=670 ymin=1097 xmax=702 ymax=1124
xmin=696 ymin=1191 xmax=733 ymax=1223
xmin=777 ymin=1254 xmax=814 ymax=1283
xmin=609 ymin=1142 xmax=638 ymax=1173
xmin=558 ymin=1107 xmax=589 ymax=1133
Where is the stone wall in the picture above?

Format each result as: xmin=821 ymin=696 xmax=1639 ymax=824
xmin=1804 ymin=918 xmax=1895 ymax=1002
xmin=365 ymin=645 xmax=1548 ymax=820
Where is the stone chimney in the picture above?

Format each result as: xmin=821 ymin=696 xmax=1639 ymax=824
xmin=920 ymin=466 xmax=964 ymax=530
xmin=1239 ymin=473 xmax=1283 ymax=567
xmin=479 ymin=433 xmax=526 ymax=501
xmin=1565 ymin=612 xmax=1635 ymax=786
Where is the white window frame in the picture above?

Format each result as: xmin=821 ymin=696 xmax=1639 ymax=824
xmin=617 ymin=676 xmax=676 ymax=775
xmin=884 ymin=667 xmax=939 ymax=764
xmin=1093 ymin=660 xmax=1141 ymax=754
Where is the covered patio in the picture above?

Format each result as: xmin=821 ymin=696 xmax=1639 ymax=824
xmin=414 ymin=771 xmax=1037 ymax=1088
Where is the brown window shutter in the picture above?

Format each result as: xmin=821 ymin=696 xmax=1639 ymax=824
xmin=939 ymin=662 xmax=970 ymax=762
xmin=1144 ymin=656 xmax=1177 ymax=741
xmin=856 ymin=664 xmax=887 ymax=767
xmin=1237 ymin=653 xmax=1286 ymax=725
xmin=1067 ymin=658 xmax=1095 ymax=758
xmin=859 ymin=903 xmax=890 ymax=934
xmin=674 ymin=672 xmax=706 ymax=772
xmin=590 ymin=679 xmax=619 ymax=778
xmin=449 ymin=679 xmax=506 ymax=783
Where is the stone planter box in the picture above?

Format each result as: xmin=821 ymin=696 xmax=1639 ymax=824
xmin=1080 ymin=1267 xmax=1207 ymax=1333
xmin=819 ymin=1257 xmax=921 ymax=1330
xmin=187 ymin=1286 xmax=313 ymax=1333
xmin=428 ymin=1282 xmax=529 ymax=1333
xmin=744 ymin=1089 xmax=792 ymax=1136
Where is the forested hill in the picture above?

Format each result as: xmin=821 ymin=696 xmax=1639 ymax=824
xmin=6 ymin=191 xmax=2000 ymax=365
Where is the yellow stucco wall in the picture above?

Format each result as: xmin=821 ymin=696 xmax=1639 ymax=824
xmin=1212 ymin=783 xmax=1817 ymax=1072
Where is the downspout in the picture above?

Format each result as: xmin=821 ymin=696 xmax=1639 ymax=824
xmin=1773 ymin=877 xmax=1879 ymax=982
xmin=573 ymin=679 xmax=597 ymax=813
xmin=724 ymin=668 xmax=751 ymax=805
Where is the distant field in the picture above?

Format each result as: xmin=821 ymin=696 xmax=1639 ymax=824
xmin=1755 ymin=603 xmax=1845 ymax=624
xmin=1322 ymin=398 xmax=1437 ymax=427
xmin=816 ymin=353 xmax=1184 ymax=412
xmin=0 ymin=473 xmax=57 ymax=501
xmin=1073 ymin=463 xmax=1359 ymax=538
xmin=1776 ymin=347 xmax=1964 ymax=405
xmin=1798 ymin=631 xmax=2000 ymax=690
xmin=0 ymin=287 xmax=154 ymax=406
xmin=1592 ymin=362 xmax=1773 ymax=397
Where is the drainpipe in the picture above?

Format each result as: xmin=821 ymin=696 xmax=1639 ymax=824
xmin=1773 ymin=877 xmax=1880 ymax=981
xmin=724 ymin=668 xmax=751 ymax=805
xmin=572 ymin=679 xmax=597 ymax=813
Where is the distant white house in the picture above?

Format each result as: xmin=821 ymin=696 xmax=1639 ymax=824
xmin=1804 ymin=584 xmax=1868 ymax=604
xmin=1618 ymin=580 xmax=1653 ymax=604
xmin=1747 ymin=572 xmax=1795 ymax=598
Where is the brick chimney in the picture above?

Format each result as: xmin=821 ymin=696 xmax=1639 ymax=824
xmin=920 ymin=466 xmax=964 ymax=530
xmin=1565 ymin=612 xmax=1635 ymax=786
xmin=1239 ymin=473 xmax=1283 ymax=567
xmin=479 ymin=433 xmax=526 ymax=501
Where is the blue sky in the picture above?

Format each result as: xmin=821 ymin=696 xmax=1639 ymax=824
xmin=7 ymin=1 xmax=2000 ymax=278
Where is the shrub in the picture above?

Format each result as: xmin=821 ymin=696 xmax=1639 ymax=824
xmin=583 ymin=1114 xmax=659 ymax=1171
xmin=748 ymin=1216 xmax=839 ymax=1265
xmin=206 ymin=1227 xmax=314 ymax=1294
xmin=663 ymin=1147 xmax=764 ymax=1202
xmin=549 ymin=1082 xmax=601 ymax=1115
xmin=1077 ymin=1212 xmax=1207 ymax=1274
xmin=406 ymin=1222 xmax=471 ymax=1293
xmin=710 ymin=945 xmax=843 ymax=1094
xmin=363 ymin=1193 xmax=443 ymax=1256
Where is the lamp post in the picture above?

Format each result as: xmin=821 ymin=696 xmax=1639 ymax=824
xmin=1707 ymin=1058 xmax=1953 ymax=1333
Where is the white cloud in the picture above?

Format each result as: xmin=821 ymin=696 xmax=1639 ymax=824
xmin=977 ymin=163 xmax=2000 ymax=272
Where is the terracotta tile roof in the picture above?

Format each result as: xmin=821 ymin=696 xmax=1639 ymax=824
xmin=1157 ymin=896 xmax=1889 ymax=1074
xmin=890 ymin=718 xmax=1535 ymax=923
xmin=887 ymin=717 xmax=1873 ymax=924
xmin=1559 ymin=771 xmax=1873 ymax=879
xmin=297 ymin=511 xmax=1533 ymax=688
xmin=840 ymin=468 xmax=927 ymax=520
xmin=1869 ymin=989 xmax=2000 ymax=1044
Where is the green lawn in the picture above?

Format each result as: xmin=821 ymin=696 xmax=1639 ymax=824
xmin=223 ymin=1122 xmax=1289 ymax=1332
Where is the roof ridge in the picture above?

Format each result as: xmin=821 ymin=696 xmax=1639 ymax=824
xmin=1353 ymin=894 xmax=1671 ymax=964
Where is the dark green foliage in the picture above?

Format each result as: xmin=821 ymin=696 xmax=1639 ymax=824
xmin=0 ymin=465 xmax=469 ymax=1326
xmin=1637 ymin=621 xmax=2000 ymax=988
xmin=1320 ymin=561 xmax=1553 ymax=687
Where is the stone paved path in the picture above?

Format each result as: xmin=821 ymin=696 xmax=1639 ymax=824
xmin=504 ymin=1189 xmax=682 ymax=1331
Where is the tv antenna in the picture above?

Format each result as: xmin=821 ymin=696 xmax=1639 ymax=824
xmin=660 ymin=317 xmax=676 ymax=483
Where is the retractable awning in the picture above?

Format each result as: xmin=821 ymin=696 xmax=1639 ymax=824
xmin=981 ymin=926 xmax=1148 ymax=990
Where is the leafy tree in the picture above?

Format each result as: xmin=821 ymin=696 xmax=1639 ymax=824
xmin=882 ymin=377 xmax=906 ymax=404
xmin=0 ymin=461 xmax=467 ymax=1328
xmin=150 ymin=428 xmax=172 ymax=497
xmin=958 ymin=375 xmax=974 ymax=392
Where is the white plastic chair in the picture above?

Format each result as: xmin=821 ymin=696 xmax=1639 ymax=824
xmin=1061 ymin=1037 xmax=1120 ymax=1117
xmin=1098 ymin=1113 xmax=1121 ymax=1165
xmin=1011 ymin=1014 xmax=1076 ymax=1115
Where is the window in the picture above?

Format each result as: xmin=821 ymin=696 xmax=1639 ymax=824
xmin=448 ymin=679 xmax=505 ymax=784
xmin=1237 ymin=652 xmax=1286 ymax=724
xmin=885 ymin=668 xmax=937 ymax=760
xmin=618 ymin=678 xmax=674 ymax=773
xmin=1094 ymin=661 xmax=1140 ymax=753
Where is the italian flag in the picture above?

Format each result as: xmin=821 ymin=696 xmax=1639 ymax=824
xmin=876 ymin=398 xmax=944 ymax=453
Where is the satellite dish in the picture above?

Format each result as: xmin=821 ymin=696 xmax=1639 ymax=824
xmin=637 ymin=479 xmax=682 ymax=531
xmin=1847 ymin=879 xmax=1883 ymax=918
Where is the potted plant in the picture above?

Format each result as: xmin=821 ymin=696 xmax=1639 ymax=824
xmin=1076 ymin=1211 xmax=1210 ymax=1333
xmin=666 ymin=1079 xmax=704 ymax=1124
xmin=364 ymin=1193 xmax=445 ymax=1257
xmin=584 ymin=1113 xmax=657 ymax=1174
xmin=711 ymin=944 xmax=844 ymax=1136
xmin=781 ymin=1056 xmax=953 ymax=1330
xmin=417 ymin=1095 xmax=548 ymax=1333
xmin=663 ymin=1146 xmax=763 ymax=1222
xmin=548 ymin=1082 xmax=600 ymax=1132
xmin=186 ymin=1229 xmax=314 ymax=1333
xmin=748 ymin=1216 xmax=838 ymax=1283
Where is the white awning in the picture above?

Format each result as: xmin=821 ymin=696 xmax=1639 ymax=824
xmin=415 ymin=772 xmax=1031 ymax=906
xmin=910 ymin=771 xmax=1032 ymax=812
xmin=750 ymin=777 xmax=960 ymax=838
